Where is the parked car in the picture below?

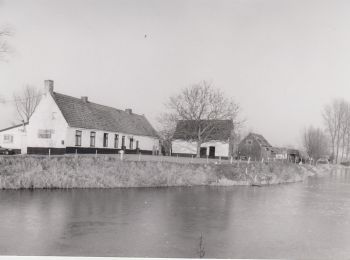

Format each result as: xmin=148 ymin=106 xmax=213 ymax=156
xmin=0 ymin=146 xmax=15 ymax=155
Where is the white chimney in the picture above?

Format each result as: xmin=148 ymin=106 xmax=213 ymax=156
xmin=81 ymin=96 xmax=88 ymax=103
xmin=44 ymin=80 xmax=54 ymax=95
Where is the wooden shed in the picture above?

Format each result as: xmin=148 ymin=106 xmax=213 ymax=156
xmin=237 ymin=133 xmax=273 ymax=161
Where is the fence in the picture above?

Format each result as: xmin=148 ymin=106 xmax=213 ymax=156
xmin=1 ymin=152 xmax=303 ymax=167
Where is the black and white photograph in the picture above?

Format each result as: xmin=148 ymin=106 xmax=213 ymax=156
xmin=0 ymin=0 xmax=350 ymax=259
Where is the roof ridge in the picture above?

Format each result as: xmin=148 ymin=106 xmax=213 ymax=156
xmin=53 ymin=91 xmax=144 ymax=117
xmin=0 ymin=122 xmax=29 ymax=133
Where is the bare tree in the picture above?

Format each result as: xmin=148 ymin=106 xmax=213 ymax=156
xmin=339 ymin=102 xmax=350 ymax=161
xmin=323 ymin=99 xmax=348 ymax=163
xmin=0 ymin=27 xmax=11 ymax=61
xmin=160 ymin=81 xmax=242 ymax=157
xmin=344 ymin=112 xmax=350 ymax=160
xmin=157 ymin=113 xmax=178 ymax=155
xmin=13 ymin=85 xmax=42 ymax=122
xmin=302 ymin=126 xmax=329 ymax=161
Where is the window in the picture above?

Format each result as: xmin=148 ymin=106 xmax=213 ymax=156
xmin=114 ymin=134 xmax=119 ymax=148
xmin=122 ymin=136 xmax=125 ymax=148
xmin=136 ymin=140 xmax=139 ymax=149
xmin=246 ymin=140 xmax=252 ymax=145
xmin=38 ymin=129 xmax=53 ymax=139
xmin=129 ymin=137 xmax=134 ymax=149
xmin=90 ymin=132 xmax=96 ymax=147
xmin=75 ymin=130 xmax=82 ymax=146
xmin=3 ymin=134 xmax=13 ymax=143
xmin=103 ymin=133 xmax=108 ymax=147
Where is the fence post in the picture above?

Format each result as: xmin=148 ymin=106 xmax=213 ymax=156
xmin=230 ymin=156 xmax=233 ymax=164
xmin=138 ymin=152 xmax=141 ymax=162
xmin=191 ymin=155 xmax=193 ymax=164
xmin=120 ymin=151 xmax=124 ymax=161
xmin=206 ymin=155 xmax=209 ymax=164
xmin=75 ymin=149 xmax=77 ymax=158
xmin=95 ymin=149 xmax=97 ymax=157
xmin=248 ymin=157 xmax=251 ymax=164
xmin=176 ymin=154 xmax=179 ymax=163
xmin=49 ymin=148 xmax=51 ymax=158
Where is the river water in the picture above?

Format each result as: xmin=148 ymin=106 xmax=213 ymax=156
xmin=0 ymin=168 xmax=350 ymax=258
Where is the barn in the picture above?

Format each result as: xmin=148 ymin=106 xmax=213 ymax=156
xmin=171 ymin=120 xmax=234 ymax=159
xmin=0 ymin=80 xmax=160 ymax=155
xmin=237 ymin=132 xmax=273 ymax=161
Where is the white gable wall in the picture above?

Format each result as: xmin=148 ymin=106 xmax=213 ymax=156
xmin=136 ymin=135 xmax=159 ymax=151
xmin=0 ymin=125 xmax=27 ymax=153
xmin=26 ymin=92 xmax=68 ymax=148
xmin=172 ymin=139 xmax=229 ymax=157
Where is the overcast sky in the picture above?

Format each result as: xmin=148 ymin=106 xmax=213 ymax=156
xmin=0 ymin=0 xmax=350 ymax=147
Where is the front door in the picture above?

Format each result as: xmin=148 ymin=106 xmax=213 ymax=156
xmin=209 ymin=146 xmax=215 ymax=158
xmin=200 ymin=147 xmax=207 ymax=158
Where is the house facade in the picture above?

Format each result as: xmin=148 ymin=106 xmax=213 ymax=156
xmin=237 ymin=133 xmax=273 ymax=161
xmin=271 ymin=147 xmax=288 ymax=160
xmin=171 ymin=120 xmax=234 ymax=159
xmin=0 ymin=123 xmax=28 ymax=154
xmin=0 ymin=80 xmax=160 ymax=155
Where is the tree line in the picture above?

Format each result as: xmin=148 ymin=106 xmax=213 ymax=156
xmin=322 ymin=99 xmax=350 ymax=163
xmin=303 ymin=98 xmax=350 ymax=164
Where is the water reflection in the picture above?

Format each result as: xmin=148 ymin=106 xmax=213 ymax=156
xmin=0 ymin=168 xmax=350 ymax=258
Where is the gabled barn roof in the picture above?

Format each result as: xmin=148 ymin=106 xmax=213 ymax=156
xmin=247 ymin=133 xmax=272 ymax=147
xmin=52 ymin=92 xmax=158 ymax=138
xmin=172 ymin=120 xmax=233 ymax=141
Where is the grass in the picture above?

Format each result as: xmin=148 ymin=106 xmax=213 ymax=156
xmin=0 ymin=154 xmax=321 ymax=189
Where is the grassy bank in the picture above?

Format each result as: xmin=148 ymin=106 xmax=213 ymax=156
xmin=0 ymin=155 xmax=325 ymax=189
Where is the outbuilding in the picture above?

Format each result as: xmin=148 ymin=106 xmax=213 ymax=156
xmin=171 ymin=120 xmax=234 ymax=159
xmin=237 ymin=132 xmax=273 ymax=161
xmin=0 ymin=122 xmax=28 ymax=154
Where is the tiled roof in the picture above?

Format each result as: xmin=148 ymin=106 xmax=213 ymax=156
xmin=270 ymin=147 xmax=287 ymax=154
xmin=172 ymin=120 xmax=233 ymax=141
xmin=248 ymin=133 xmax=272 ymax=147
xmin=52 ymin=92 xmax=158 ymax=138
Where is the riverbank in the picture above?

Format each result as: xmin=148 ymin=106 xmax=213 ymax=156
xmin=0 ymin=155 xmax=335 ymax=189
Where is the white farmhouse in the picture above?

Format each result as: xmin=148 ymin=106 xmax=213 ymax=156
xmin=171 ymin=120 xmax=234 ymax=159
xmin=0 ymin=80 xmax=160 ymax=155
